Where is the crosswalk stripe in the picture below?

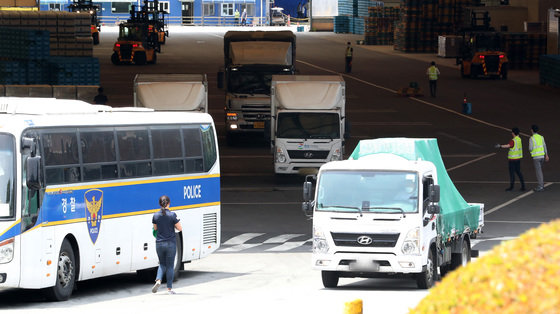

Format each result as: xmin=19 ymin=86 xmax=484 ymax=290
xmin=263 ymin=234 xmax=304 ymax=244
xmin=222 ymin=233 xmax=264 ymax=245
xmin=266 ymin=239 xmax=312 ymax=252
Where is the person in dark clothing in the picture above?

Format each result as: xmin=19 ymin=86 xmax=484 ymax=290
xmin=93 ymin=87 xmax=108 ymax=105
xmin=151 ymin=195 xmax=182 ymax=294
xmin=496 ymin=127 xmax=526 ymax=191
xmin=345 ymin=42 xmax=353 ymax=73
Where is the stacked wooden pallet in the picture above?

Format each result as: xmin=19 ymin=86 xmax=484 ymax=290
xmin=365 ymin=6 xmax=401 ymax=45
xmin=539 ymin=55 xmax=560 ymax=88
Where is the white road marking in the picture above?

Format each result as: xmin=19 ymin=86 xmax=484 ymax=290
xmin=485 ymin=182 xmax=554 ymax=215
xmin=485 ymin=220 xmax=545 ymax=224
xmin=263 ymin=234 xmax=304 ymax=244
xmin=222 ymin=233 xmax=264 ymax=245
xmin=266 ymin=239 xmax=312 ymax=252
xmin=471 ymin=236 xmax=518 ymax=247
xmin=220 ymin=243 xmax=262 ymax=252
xmin=446 ymin=153 xmax=496 ymax=172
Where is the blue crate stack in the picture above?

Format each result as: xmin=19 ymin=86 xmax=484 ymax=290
xmin=0 ymin=60 xmax=27 ymax=85
xmin=0 ymin=28 xmax=50 ymax=61
xmin=337 ymin=0 xmax=380 ymax=35
xmin=539 ymin=55 xmax=560 ymax=88
xmin=49 ymin=57 xmax=100 ymax=86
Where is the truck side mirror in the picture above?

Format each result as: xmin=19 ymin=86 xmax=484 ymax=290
xmin=427 ymin=204 xmax=440 ymax=214
xmin=302 ymin=201 xmax=313 ymax=217
xmin=429 ymin=185 xmax=440 ymax=203
xmin=303 ymin=181 xmax=313 ymax=201
xmin=217 ymin=71 xmax=224 ymax=89
xmin=26 ymin=156 xmax=42 ymax=191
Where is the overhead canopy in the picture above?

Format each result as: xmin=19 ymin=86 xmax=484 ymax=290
xmin=350 ymin=138 xmax=481 ymax=240
xmin=274 ymin=77 xmax=344 ymax=110
xmin=230 ymin=41 xmax=292 ymax=65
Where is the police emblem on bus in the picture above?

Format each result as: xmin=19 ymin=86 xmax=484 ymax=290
xmin=85 ymin=189 xmax=103 ymax=244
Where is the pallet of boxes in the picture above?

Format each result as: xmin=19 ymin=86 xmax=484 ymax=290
xmin=0 ymin=10 xmax=99 ymax=102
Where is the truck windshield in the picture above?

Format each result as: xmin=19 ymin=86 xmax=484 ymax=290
xmin=316 ymin=170 xmax=419 ymax=214
xmin=228 ymin=71 xmax=289 ymax=94
xmin=0 ymin=134 xmax=15 ymax=219
xmin=277 ymin=112 xmax=340 ymax=139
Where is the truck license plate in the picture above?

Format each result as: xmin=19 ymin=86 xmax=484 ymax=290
xmin=350 ymin=260 xmax=379 ymax=272
xmin=253 ymin=122 xmax=265 ymax=129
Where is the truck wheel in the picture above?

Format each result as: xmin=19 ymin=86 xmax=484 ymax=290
xmin=451 ymin=238 xmax=471 ymax=270
xmin=134 ymin=51 xmax=147 ymax=65
xmin=416 ymin=247 xmax=436 ymax=289
xmin=111 ymin=52 xmax=120 ymax=65
xmin=439 ymin=264 xmax=451 ymax=279
xmin=44 ymin=240 xmax=76 ymax=301
xmin=321 ymin=271 xmax=339 ymax=288
xmin=148 ymin=52 xmax=157 ymax=65
xmin=460 ymin=64 xmax=468 ymax=78
xmin=501 ymin=64 xmax=508 ymax=80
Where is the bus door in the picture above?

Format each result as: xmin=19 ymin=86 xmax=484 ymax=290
xmin=181 ymin=1 xmax=194 ymax=25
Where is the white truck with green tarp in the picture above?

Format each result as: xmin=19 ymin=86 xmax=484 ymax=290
xmin=302 ymin=138 xmax=484 ymax=289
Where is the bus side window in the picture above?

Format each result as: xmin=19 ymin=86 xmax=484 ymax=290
xmin=182 ymin=127 xmax=203 ymax=173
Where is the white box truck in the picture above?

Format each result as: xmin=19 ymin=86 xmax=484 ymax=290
xmin=302 ymin=138 xmax=484 ymax=289
xmin=133 ymin=74 xmax=208 ymax=112
xmin=270 ymin=75 xmax=346 ymax=174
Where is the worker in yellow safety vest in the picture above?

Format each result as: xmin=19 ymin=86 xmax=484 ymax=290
xmin=529 ymin=124 xmax=549 ymax=192
xmin=426 ymin=61 xmax=440 ymax=97
xmin=496 ymin=127 xmax=526 ymax=191
xmin=345 ymin=42 xmax=353 ymax=73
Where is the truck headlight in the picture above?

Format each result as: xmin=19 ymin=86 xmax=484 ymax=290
xmin=313 ymin=227 xmax=329 ymax=254
xmin=401 ymin=227 xmax=420 ymax=255
xmin=0 ymin=239 xmax=14 ymax=264
xmin=276 ymin=148 xmax=287 ymax=163
xmin=330 ymin=149 xmax=341 ymax=161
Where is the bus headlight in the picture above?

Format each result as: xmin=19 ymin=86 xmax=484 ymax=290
xmin=313 ymin=227 xmax=329 ymax=254
xmin=276 ymin=148 xmax=287 ymax=163
xmin=330 ymin=149 xmax=341 ymax=161
xmin=401 ymin=227 xmax=420 ymax=255
xmin=0 ymin=239 xmax=14 ymax=264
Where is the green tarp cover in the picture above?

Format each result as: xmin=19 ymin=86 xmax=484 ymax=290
xmin=349 ymin=138 xmax=480 ymax=239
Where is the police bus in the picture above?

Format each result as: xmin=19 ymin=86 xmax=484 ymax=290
xmin=0 ymin=98 xmax=220 ymax=300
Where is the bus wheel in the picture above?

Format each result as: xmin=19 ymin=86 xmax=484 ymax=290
xmin=111 ymin=52 xmax=120 ymax=65
xmin=92 ymin=32 xmax=100 ymax=45
xmin=136 ymin=267 xmax=158 ymax=282
xmin=416 ymin=247 xmax=436 ymax=289
xmin=44 ymin=240 xmax=76 ymax=301
xmin=173 ymin=236 xmax=183 ymax=281
xmin=321 ymin=271 xmax=339 ymax=288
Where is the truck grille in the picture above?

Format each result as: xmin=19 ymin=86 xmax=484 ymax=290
xmin=331 ymin=232 xmax=400 ymax=248
xmin=120 ymin=44 xmax=133 ymax=61
xmin=203 ymin=213 xmax=217 ymax=244
xmin=288 ymin=150 xmax=330 ymax=160
xmin=485 ymin=55 xmax=500 ymax=72
xmin=240 ymin=104 xmax=270 ymax=122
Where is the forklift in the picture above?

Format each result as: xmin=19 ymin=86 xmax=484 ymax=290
xmin=141 ymin=0 xmax=169 ymax=45
xmin=111 ymin=3 xmax=161 ymax=65
xmin=68 ymin=0 xmax=101 ymax=45
xmin=456 ymin=10 xmax=509 ymax=79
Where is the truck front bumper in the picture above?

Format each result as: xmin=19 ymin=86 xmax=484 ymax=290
xmin=313 ymin=252 xmax=424 ymax=274
xmin=275 ymin=161 xmax=327 ymax=174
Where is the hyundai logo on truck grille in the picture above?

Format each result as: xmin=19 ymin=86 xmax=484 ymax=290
xmin=357 ymin=236 xmax=373 ymax=245
xmin=304 ymin=152 xmax=314 ymax=159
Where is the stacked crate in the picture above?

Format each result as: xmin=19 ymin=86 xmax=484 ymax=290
xmin=0 ymin=11 xmax=98 ymax=86
xmin=501 ymin=33 xmax=547 ymax=69
xmin=539 ymin=55 xmax=560 ymax=88
xmin=394 ymin=0 xmax=475 ymax=53
xmin=365 ymin=7 xmax=401 ymax=45
xmin=335 ymin=0 xmax=381 ymax=35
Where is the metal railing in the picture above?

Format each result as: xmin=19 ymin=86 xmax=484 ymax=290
xmin=99 ymin=15 xmax=308 ymax=27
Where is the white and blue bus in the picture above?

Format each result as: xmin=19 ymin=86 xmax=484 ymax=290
xmin=0 ymin=98 xmax=220 ymax=300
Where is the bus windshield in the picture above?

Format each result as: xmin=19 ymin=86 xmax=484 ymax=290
xmin=316 ymin=170 xmax=419 ymax=214
xmin=277 ymin=112 xmax=340 ymax=139
xmin=0 ymin=134 xmax=15 ymax=219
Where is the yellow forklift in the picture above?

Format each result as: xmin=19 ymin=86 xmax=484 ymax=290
xmin=142 ymin=0 xmax=169 ymax=45
xmin=68 ymin=0 xmax=101 ymax=45
xmin=456 ymin=10 xmax=509 ymax=79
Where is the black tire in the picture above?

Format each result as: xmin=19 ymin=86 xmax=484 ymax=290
xmin=92 ymin=32 xmax=100 ymax=45
xmin=172 ymin=235 xmax=183 ymax=281
xmin=470 ymin=65 xmax=479 ymax=79
xmin=439 ymin=263 xmax=451 ymax=279
xmin=136 ymin=267 xmax=158 ymax=282
xmin=44 ymin=240 xmax=76 ymax=301
xmin=111 ymin=52 xmax=120 ymax=65
xmin=321 ymin=271 xmax=339 ymax=288
xmin=416 ymin=247 xmax=436 ymax=289
xmin=501 ymin=64 xmax=508 ymax=80
xmin=451 ymin=238 xmax=471 ymax=270
xmin=134 ymin=51 xmax=147 ymax=65
xmin=460 ymin=64 xmax=468 ymax=78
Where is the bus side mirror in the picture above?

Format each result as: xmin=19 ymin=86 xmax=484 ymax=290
xmin=217 ymin=71 xmax=224 ymax=89
xmin=26 ymin=156 xmax=41 ymax=191
xmin=303 ymin=181 xmax=313 ymax=201
xmin=429 ymin=185 xmax=440 ymax=203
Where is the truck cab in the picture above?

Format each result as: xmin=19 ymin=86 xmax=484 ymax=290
xmin=303 ymin=138 xmax=484 ymax=289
